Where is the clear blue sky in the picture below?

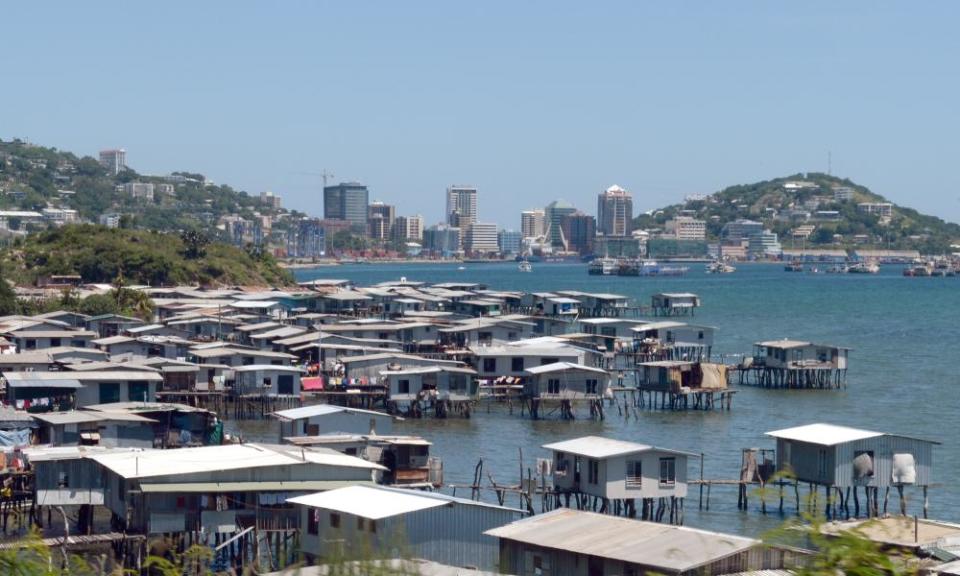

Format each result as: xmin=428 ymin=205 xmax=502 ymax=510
xmin=4 ymin=2 xmax=960 ymax=226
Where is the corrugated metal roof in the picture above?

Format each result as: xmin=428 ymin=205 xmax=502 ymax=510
xmin=272 ymin=404 xmax=392 ymax=421
xmin=525 ymin=362 xmax=608 ymax=376
xmin=485 ymin=509 xmax=757 ymax=572
xmin=30 ymin=411 xmax=156 ymax=425
xmin=89 ymin=443 xmax=385 ymax=479
xmin=766 ymin=423 xmax=883 ymax=446
xmin=288 ymin=485 xmax=449 ymax=519
xmin=542 ymin=436 xmax=698 ymax=459
xmin=139 ymin=480 xmax=372 ymax=493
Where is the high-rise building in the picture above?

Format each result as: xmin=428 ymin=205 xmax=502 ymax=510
xmin=98 ymin=149 xmax=126 ymax=175
xmin=520 ymin=209 xmax=546 ymax=239
xmin=367 ymin=201 xmax=396 ymax=240
xmin=323 ymin=182 xmax=369 ymax=228
xmin=560 ymin=212 xmax=596 ymax=255
xmin=464 ymin=222 xmax=498 ymax=255
xmin=446 ymin=186 xmax=478 ymax=228
xmin=498 ymin=229 xmax=522 ymax=255
xmin=665 ymin=216 xmax=707 ymax=241
xmin=597 ymin=185 xmax=633 ymax=236
xmin=544 ymin=199 xmax=577 ymax=248
xmin=393 ymin=215 xmax=424 ymax=241
xmin=423 ymin=224 xmax=461 ymax=257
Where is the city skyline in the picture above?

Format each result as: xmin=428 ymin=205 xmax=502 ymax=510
xmin=3 ymin=2 xmax=960 ymax=225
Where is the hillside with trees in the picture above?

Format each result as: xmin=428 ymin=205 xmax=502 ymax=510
xmin=2 ymin=225 xmax=294 ymax=287
xmin=635 ymin=173 xmax=960 ymax=254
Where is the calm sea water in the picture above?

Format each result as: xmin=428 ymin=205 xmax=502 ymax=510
xmin=240 ymin=262 xmax=960 ymax=536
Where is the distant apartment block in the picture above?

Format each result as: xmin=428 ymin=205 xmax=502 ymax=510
xmin=792 ymin=224 xmax=816 ymax=239
xmin=156 ymin=183 xmax=175 ymax=197
xmin=665 ymin=216 xmax=706 ymax=241
xmin=560 ymin=211 xmax=596 ymax=255
xmin=446 ymin=186 xmax=478 ymax=228
xmin=260 ymin=190 xmax=282 ymax=209
xmin=497 ymin=229 xmax=522 ymax=255
xmin=520 ymin=209 xmax=545 ymax=239
xmin=368 ymin=201 xmax=396 ymax=240
xmin=123 ymin=182 xmax=154 ymax=201
xmin=857 ymin=202 xmax=893 ymax=219
xmin=423 ymin=224 xmax=460 ymax=257
xmin=98 ymin=149 xmax=126 ymax=175
xmin=833 ymin=186 xmax=855 ymax=202
xmin=464 ymin=222 xmax=498 ymax=254
xmin=721 ymin=218 xmax=763 ymax=242
xmin=41 ymin=207 xmax=79 ymax=226
xmin=597 ymin=184 xmax=633 ymax=236
xmin=323 ymin=182 xmax=369 ymax=227
xmin=99 ymin=213 xmax=121 ymax=228
xmin=393 ymin=215 xmax=424 ymax=242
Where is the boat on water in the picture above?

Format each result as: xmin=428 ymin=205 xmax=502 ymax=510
xmin=518 ymin=260 xmax=533 ymax=272
xmin=848 ymin=261 xmax=880 ymax=274
xmin=785 ymin=261 xmax=804 ymax=272
xmin=636 ymin=260 xmax=688 ymax=277
xmin=587 ymin=257 xmax=618 ymax=276
xmin=826 ymin=263 xmax=849 ymax=274
xmin=705 ymin=261 xmax=736 ymax=274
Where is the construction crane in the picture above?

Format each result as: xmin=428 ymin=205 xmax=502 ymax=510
xmin=295 ymin=170 xmax=335 ymax=188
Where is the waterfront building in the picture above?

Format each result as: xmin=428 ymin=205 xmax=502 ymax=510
xmin=650 ymin=292 xmax=701 ymax=317
xmin=367 ymin=201 xmax=395 ymax=239
xmin=559 ymin=211 xmax=596 ymax=255
xmin=497 ymin=229 xmax=522 ymax=255
xmin=721 ymin=219 xmax=764 ymax=243
xmin=544 ymin=199 xmax=577 ymax=248
xmin=272 ymin=404 xmax=395 ymax=439
xmin=664 ymin=216 xmax=706 ymax=241
xmin=747 ymin=230 xmax=782 ymax=258
xmin=381 ymin=365 xmax=478 ymax=406
xmin=423 ymin=224 xmax=461 ymax=257
xmin=474 ymin=344 xmax=591 ymax=379
xmin=487 ymin=508 xmax=792 ymax=576
xmin=393 ymin=215 xmax=424 ymax=242
xmin=767 ymin=423 xmax=936 ymax=515
xmin=445 ymin=185 xmax=478 ymax=228
xmin=98 ymin=148 xmax=126 ymax=175
xmin=323 ymin=182 xmax=369 ymax=227
xmin=597 ymin=184 xmax=633 ymax=236
xmin=3 ymin=370 xmax=161 ymax=408
xmin=543 ymin=436 xmax=695 ymax=507
xmin=520 ymin=209 xmax=545 ymax=239
xmin=523 ymin=362 xmax=610 ymax=418
xmin=464 ymin=222 xmax=499 ymax=255
xmin=290 ymin=485 xmax=523 ymax=571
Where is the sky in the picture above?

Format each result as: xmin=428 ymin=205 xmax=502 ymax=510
xmin=3 ymin=2 xmax=960 ymax=226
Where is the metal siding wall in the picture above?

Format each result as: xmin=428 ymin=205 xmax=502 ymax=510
xmin=834 ymin=437 xmax=933 ymax=487
xmin=404 ymin=505 xmax=520 ymax=571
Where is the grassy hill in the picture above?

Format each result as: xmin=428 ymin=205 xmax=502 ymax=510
xmin=635 ymin=172 xmax=960 ymax=253
xmin=3 ymin=225 xmax=294 ymax=287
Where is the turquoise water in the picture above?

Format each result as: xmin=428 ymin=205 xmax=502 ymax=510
xmin=290 ymin=262 xmax=960 ymax=535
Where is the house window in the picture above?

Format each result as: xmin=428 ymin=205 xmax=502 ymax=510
xmin=99 ymin=382 xmax=121 ymax=404
xmin=554 ymin=452 xmax=567 ymax=473
xmin=329 ymin=513 xmax=341 ymax=529
xmin=357 ymin=517 xmax=364 ymax=530
xmin=308 ymin=509 xmax=319 ymax=535
xmin=368 ymin=520 xmax=376 ymax=534
xmin=666 ymin=331 xmax=674 ymax=343
xmin=588 ymin=459 xmax=599 ymax=484
xmin=262 ymin=377 xmax=272 ymax=389
xmin=541 ymin=357 xmax=559 ymax=365
xmin=853 ymin=450 xmax=875 ymax=480
xmin=626 ymin=461 xmax=642 ymax=489
xmin=277 ymin=375 xmax=294 ymax=395
xmin=50 ymin=337 xmax=62 ymax=347
xmin=511 ymin=357 xmax=524 ymax=372
xmin=817 ymin=449 xmax=828 ymax=480
xmin=25 ymin=339 xmax=36 ymax=350
xmin=483 ymin=358 xmax=497 ymax=373
xmin=585 ymin=379 xmax=598 ymax=395
xmin=129 ymin=381 xmax=149 ymax=402
xmin=398 ymin=379 xmax=410 ymax=394
xmin=547 ymin=379 xmax=560 ymax=394
xmin=698 ymin=331 xmax=704 ymax=340
xmin=71 ymin=339 xmax=87 ymax=348
xmin=659 ymin=458 xmax=676 ymax=486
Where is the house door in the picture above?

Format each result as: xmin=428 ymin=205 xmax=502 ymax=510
xmin=588 ymin=556 xmax=604 ymax=576
xmin=277 ymin=375 xmax=294 ymax=395
xmin=574 ymin=456 xmax=582 ymax=488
